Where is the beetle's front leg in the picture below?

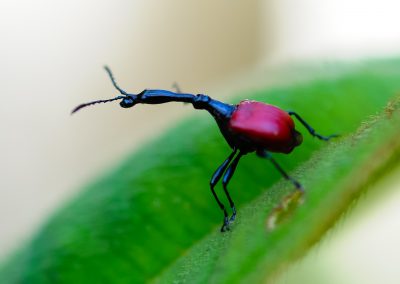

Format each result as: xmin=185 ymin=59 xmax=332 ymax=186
xmin=210 ymin=149 xmax=237 ymax=232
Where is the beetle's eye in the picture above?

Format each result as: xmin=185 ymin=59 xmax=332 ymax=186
xmin=120 ymin=97 xmax=135 ymax=108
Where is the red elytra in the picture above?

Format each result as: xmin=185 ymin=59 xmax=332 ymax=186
xmin=229 ymin=100 xmax=302 ymax=153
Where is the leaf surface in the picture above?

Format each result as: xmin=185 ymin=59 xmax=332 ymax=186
xmin=2 ymin=59 xmax=400 ymax=283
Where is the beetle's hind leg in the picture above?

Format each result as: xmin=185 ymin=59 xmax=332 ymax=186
xmin=257 ymin=150 xmax=304 ymax=192
xmin=288 ymin=111 xmax=339 ymax=141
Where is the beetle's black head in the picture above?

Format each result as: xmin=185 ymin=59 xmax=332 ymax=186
xmin=120 ymin=95 xmax=137 ymax=108
xmin=71 ymin=94 xmax=140 ymax=114
xmin=71 ymin=66 xmax=141 ymax=114
xmin=293 ymin=130 xmax=303 ymax=147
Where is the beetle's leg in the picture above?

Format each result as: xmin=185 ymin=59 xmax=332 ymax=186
xmin=210 ymin=149 xmax=238 ymax=232
xmin=172 ymin=82 xmax=182 ymax=93
xmin=221 ymin=151 xmax=244 ymax=223
xmin=288 ymin=111 xmax=338 ymax=141
xmin=257 ymin=150 xmax=304 ymax=192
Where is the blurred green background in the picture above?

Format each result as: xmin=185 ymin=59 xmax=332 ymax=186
xmin=1 ymin=0 xmax=400 ymax=283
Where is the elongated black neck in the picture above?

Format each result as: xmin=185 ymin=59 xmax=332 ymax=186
xmin=192 ymin=94 xmax=235 ymax=122
xmin=135 ymin=90 xmax=235 ymax=122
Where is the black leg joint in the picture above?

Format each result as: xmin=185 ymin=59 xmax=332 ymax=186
xmin=192 ymin=94 xmax=211 ymax=109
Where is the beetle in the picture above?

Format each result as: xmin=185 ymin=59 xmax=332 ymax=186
xmin=72 ymin=67 xmax=337 ymax=232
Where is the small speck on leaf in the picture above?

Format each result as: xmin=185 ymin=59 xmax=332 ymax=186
xmin=384 ymin=95 xmax=400 ymax=118
xmin=266 ymin=189 xmax=305 ymax=231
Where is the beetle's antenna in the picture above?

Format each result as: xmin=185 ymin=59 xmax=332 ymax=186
xmin=104 ymin=66 xmax=129 ymax=95
xmin=71 ymin=66 xmax=130 ymax=114
xmin=71 ymin=96 xmax=125 ymax=114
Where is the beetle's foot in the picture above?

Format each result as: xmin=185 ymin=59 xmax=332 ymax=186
xmin=220 ymin=217 xmax=230 ymax=232
xmin=316 ymin=133 xmax=340 ymax=141
xmin=229 ymin=206 xmax=237 ymax=222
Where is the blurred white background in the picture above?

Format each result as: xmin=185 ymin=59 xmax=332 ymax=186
xmin=1 ymin=0 xmax=400 ymax=282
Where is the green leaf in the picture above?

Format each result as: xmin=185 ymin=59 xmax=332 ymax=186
xmin=2 ymin=59 xmax=400 ymax=283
